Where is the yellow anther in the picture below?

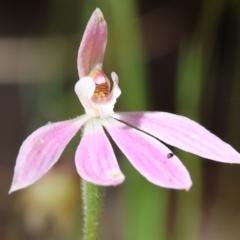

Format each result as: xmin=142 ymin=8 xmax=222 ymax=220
xmin=89 ymin=68 xmax=111 ymax=102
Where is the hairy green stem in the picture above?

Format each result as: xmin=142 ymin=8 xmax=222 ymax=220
xmin=82 ymin=181 xmax=104 ymax=240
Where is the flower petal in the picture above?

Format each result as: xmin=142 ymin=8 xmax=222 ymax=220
xmin=102 ymin=118 xmax=192 ymax=190
xmin=75 ymin=76 xmax=99 ymax=116
xmin=9 ymin=115 xmax=90 ymax=193
xmin=77 ymin=8 xmax=107 ymax=78
xmin=75 ymin=118 xmax=125 ymax=186
xmin=111 ymin=72 xmax=121 ymax=98
xmin=114 ymin=112 xmax=240 ymax=163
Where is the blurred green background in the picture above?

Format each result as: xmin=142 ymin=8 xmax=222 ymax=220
xmin=1 ymin=0 xmax=240 ymax=239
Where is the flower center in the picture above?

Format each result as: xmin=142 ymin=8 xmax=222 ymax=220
xmin=89 ymin=68 xmax=111 ymax=102
xmin=92 ymin=82 xmax=110 ymax=102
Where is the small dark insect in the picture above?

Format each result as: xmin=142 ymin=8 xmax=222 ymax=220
xmin=167 ymin=153 xmax=174 ymax=158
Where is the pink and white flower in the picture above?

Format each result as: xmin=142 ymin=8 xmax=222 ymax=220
xmin=9 ymin=8 xmax=240 ymax=193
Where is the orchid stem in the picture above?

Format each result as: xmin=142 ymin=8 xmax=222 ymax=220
xmin=82 ymin=181 xmax=104 ymax=240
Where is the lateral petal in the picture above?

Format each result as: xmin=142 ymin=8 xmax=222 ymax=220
xmin=102 ymin=118 xmax=192 ymax=190
xmin=114 ymin=112 xmax=240 ymax=163
xmin=75 ymin=118 xmax=125 ymax=186
xmin=77 ymin=8 xmax=108 ymax=78
xmin=9 ymin=115 xmax=90 ymax=193
xmin=75 ymin=76 xmax=99 ymax=116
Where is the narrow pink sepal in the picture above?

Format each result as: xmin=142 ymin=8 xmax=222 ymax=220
xmin=77 ymin=8 xmax=107 ymax=78
xmin=103 ymin=118 xmax=192 ymax=190
xmin=114 ymin=112 xmax=240 ymax=163
xmin=9 ymin=115 xmax=89 ymax=193
xmin=75 ymin=118 xmax=125 ymax=186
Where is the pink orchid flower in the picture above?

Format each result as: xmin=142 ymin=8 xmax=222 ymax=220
xmin=10 ymin=8 xmax=240 ymax=193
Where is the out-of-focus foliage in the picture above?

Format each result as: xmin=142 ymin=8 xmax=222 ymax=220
xmin=1 ymin=0 xmax=240 ymax=239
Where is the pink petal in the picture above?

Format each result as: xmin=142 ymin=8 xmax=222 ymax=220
xmin=9 ymin=115 xmax=90 ymax=193
xmin=114 ymin=112 xmax=240 ymax=163
xmin=77 ymin=8 xmax=107 ymax=78
xmin=75 ymin=118 xmax=125 ymax=186
xmin=102 ymin=118 xmax=192 ymax=190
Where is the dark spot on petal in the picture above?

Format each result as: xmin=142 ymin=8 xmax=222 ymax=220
xmin=167 ymin=153 xmax=174 ymax=158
